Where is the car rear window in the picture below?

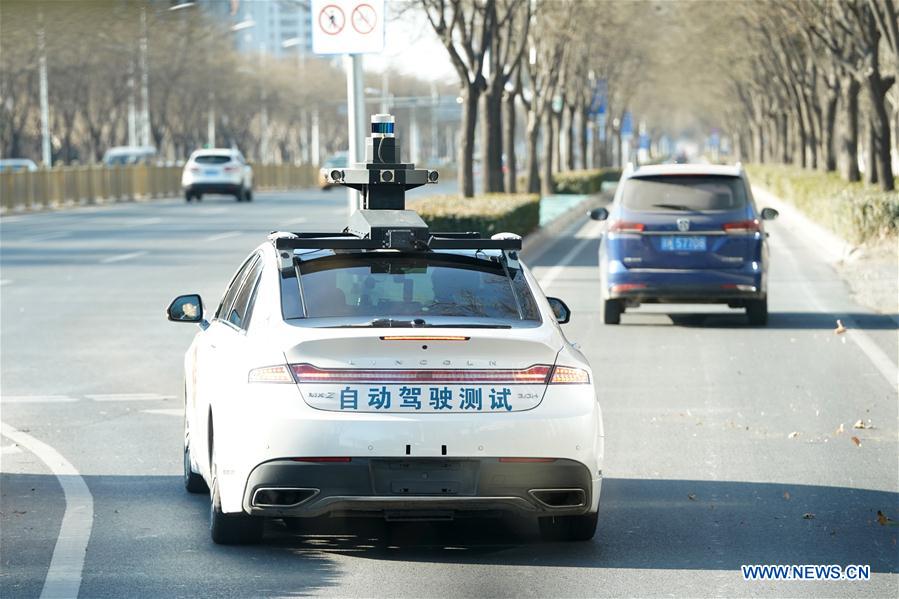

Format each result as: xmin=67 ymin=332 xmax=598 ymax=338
xmin=622 ymin=175 xmax=748 ymax=211
xmin=292 ymin=253 xmax=541 ymax=327
xmin=194 ymin=155 xmax=231 ymax=164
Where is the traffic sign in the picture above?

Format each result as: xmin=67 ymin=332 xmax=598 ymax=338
xmin=312 ymin=0 xmax=385 ymax=55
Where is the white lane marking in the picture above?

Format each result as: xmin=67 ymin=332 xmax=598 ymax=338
xmin=85 ymin=393 xmax=175 ymax=402
xmin=25 ymin=232 xmax=70 ymax=243
xmin=141 ymin=408 xmax=182 ymax=416
xmin=0 ymin=279 xmax=12 ymax=286
xmin=537 ymin=220 xmax=603 ymax=289
xmin=777 ymin=237 xmax=898 ymax=389
xmin=1 ymin=443 xmax=23 ymax=455
xmin=99 ymin=250 xmax=147 ymax=264
xmin=285 ymin=216 xmax=308 ymax=225
xmin=1 ymin=395 xmax=79 ymax=403
xmin=1 ymin=215 xmax=24 ymax=223
xmin=1 ymin=422 xmax=93 ymax=599
xmin=203 ymin=231 xmax=241 ymax=242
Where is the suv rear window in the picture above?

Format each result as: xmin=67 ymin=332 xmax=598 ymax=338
xmin=292 ymin=253 xmax=541 ymax=327
xmin=622 ymin=175 xmax=747 ymax=211
xmin=194 ymin=155 xmax=231 ymax=164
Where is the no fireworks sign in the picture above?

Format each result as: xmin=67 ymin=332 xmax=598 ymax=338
xmin=312 ymin=0 xmax=385 ymax=55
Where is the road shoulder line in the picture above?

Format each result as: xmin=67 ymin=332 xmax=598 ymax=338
xmin=1 ymin=422 xmax=93 ymax=599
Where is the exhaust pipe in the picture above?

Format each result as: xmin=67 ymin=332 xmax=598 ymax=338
xmin=252 ymin=487 xmax=319 ymax=508
xmin=528 ymin=488 xmax=586 ymax=509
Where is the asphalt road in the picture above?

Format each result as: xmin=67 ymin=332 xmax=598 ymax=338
xmin=1 ymin=187 xmax=897 ymax=598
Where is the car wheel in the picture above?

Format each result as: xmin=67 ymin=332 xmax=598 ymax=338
xmin=183 ymin=407 xmax=208 ymax=494
xmin=209 ymin=477 xmax=263 ymax=544
xmin=184 ymin=192 xmax=193 ymax=203
xmin=746 ymin=298 xmax=768 ymax=326
xmin=538 ymin=511 xmax=598 ymax=542
xmin=602 ymin=299 xmax=622 ymax=325
xmin=245 ymin=189 xmax=253 ymax=202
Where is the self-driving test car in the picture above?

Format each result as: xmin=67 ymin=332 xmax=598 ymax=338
xmin=168 ymin=115 xmax=603 ymax=545
xmin=589 ymin=163 xmax=778 ymax=325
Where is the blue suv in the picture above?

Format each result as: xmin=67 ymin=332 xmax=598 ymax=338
xmin=589 ymin=164 xmax=778 ymax=326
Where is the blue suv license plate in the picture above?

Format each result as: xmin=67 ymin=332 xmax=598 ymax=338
xmin=660 ymin=236 xmax=706 ymax=251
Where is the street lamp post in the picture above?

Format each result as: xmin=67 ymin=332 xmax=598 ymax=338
xmin=37 ymin=10 xmax=51 ymax=167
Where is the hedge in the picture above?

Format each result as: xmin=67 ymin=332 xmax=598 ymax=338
xmin=746 ymin=165 xmax=899 ymax=244
xmin=408 ymin=193 xmax=540 ymax=237
xmin=553 ymin=168 xmax=622 ymax=194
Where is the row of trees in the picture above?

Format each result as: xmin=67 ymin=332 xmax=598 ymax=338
xmin=0 ymin=0 xmax=453 ymax=166
xmin=421 ymin=0 xmax=650 ymax=197
xmin=678 ymin=0 xmax=897 ymax=192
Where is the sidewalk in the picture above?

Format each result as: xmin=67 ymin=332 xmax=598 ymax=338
xmin=753 ymin=186 xmax=898 ymax=317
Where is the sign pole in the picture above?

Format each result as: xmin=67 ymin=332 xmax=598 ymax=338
xmin=344 ymin=53 xmax=365 ymax=216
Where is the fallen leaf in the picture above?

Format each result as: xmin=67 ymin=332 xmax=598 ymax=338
xmin=803 ymin=513 xmax=815 ymax=520
xmin=688 ymin=493 xmax=697 ymax=501
xmin=834 ymin=319 xmax=847 ymax=334
xmin=877 ymin=511 xmax=897 ymax=526
xmin=783 ymin=491 xmax=791 ymax=501
xmin=835 ymin=423 xmax=845 ymax=435
xmin=788 ymin=431 xmax=800 ymax=439
xmin=851 ymin=436 xmax=861 ymax=447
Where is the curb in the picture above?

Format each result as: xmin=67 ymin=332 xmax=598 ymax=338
xmin=752 ymin=185 xmax=856 ymax=265
xmin=522 ymin=193 xmax=606 ymax=256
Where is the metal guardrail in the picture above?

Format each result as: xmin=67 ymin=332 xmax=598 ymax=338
xmin=0 ymin=164 xmax=319 ymax=213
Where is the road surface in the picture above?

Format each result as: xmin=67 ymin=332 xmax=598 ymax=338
xmin=1 ymin=188 xmax=897 ymax=597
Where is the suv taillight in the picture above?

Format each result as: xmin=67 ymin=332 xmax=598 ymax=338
xmin=608 ymin=221 xmax=645 ymax=234
xmin=723 ymin=219 xmax=761 ymax=234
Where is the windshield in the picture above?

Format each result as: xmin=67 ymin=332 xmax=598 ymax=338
xmin=292 ymin=253 xmax=541 ymax=327
xmin=194 ymin=155 xmax=231 ymax=165
xmin=622 ymin=175 xmax=748 ymax=212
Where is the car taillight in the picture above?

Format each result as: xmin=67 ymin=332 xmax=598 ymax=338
xmin=248 ymin=365 xmax=294 ymax=383
xmin=189 ymin=166 xmax=201 ymax=173
xmin=723 ymin=219 xmax=761 ymax=234
xmin=498 ymin=457 xmax=556 ymax=463
xmin=289 ymin=364 xmax=553 ymax=384
xmin=549 ymin=366 xmax=591 ymax=384
xmin=611 ymin=283 xmax=646 ymax=294
xmin=290 ymin=457 xmax=352 ymax=463
xmin=608 ymin=220 xmax=645 ymax=233
xmin=223 ymin=165 xmax=239 ymax=172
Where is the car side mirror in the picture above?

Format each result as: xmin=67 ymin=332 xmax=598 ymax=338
xmin=167 ymin=294 xmax=204 ymax=323
xmin=546 ymin=297 xmax=571 ymax=324
xmin=589 ymin=207 xmax=610 ymax=221
xmin=760 ymin=207 xmax=779 ymax=220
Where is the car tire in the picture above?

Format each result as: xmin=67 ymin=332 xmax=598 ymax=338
xmin=746 ymin=298 xmax=768 ymax=326
xmin=184 ymin=192 xmax=193 ymax=203
xmin=183 ymin=407 xmax=208 ymax=494
xmin=538 ymin=511 xmax=598 ymax=542
xmin=209 ymin=477 xmax=263 ymax=545
xmin=245 ymin=189 xmax=253 ymax=202
xmin=602 ymin=299 xmax=622 ymax=325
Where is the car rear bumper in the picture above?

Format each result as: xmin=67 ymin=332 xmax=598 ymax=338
xmin=607 ymin=267 xmax=764 ymax=303
xmin=242 ymin=457 xmax=598 ymax=519
xmin=184 ymin=182 xmax=243 ymax=195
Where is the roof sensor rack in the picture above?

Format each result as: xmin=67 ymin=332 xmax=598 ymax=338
xmin=275 ymin=113 xmax=521 ymax=254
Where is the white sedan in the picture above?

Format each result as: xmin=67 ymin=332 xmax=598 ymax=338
xmin=181 ymin=148 xmax=253 ymax=202
xmin=167 ymin=233 xmax=604 ymax=544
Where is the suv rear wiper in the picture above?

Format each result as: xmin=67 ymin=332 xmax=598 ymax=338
xmin=651 ymin=203 xmax=693 ymax=211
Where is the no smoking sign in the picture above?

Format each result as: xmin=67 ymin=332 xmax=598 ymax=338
xmin=312 ymin=0 xmax=384 ymax=55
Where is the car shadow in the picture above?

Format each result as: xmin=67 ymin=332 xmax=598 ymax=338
xmin=662 ymin=311 xmax=899 ymax=330
xmin=266 ymin=478 xmax=898 ymax=572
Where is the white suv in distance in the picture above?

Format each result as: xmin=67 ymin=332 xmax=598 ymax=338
xmin=182 ymin=149 xmax=253 ymax=202
xmin=167 ymin=233 xmax=604 ymax=545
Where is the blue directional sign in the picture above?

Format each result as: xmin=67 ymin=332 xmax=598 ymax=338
xmin=589 ymin=79 xmax=607 ymax=116
xmin=620 ymin=111 xmax=634 ymax=139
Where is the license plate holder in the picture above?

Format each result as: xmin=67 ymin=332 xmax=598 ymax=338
xmin=371 ymin=459 xmax=478 ymax=495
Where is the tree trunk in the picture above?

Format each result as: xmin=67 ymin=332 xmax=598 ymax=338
xmin=752 ymin=121 xmax=764 ymax=163
xmin=459 ymin=85 xmax=480 ymax=198
xmin=579 ymin=106 xmax=589 ymax=170
xmin=541 ymin=110 xmax=555 ymax=198
xmin=481 ymin=80 xmax=504 ymax=193
xmin=866 ymin=73 xmax=895 ymax=191
xmin=552 ymin=109 xmax=562 ymax=174
xmin=504 ymin=90 xmax=517 ymax=193
xmin=525 ymin=109 xmax=540 ymax=194
xmin=565 ymin=104 xmax=576 ymax=171
xmin=843 ymin=77 xmax=861 ymax=182
xmin=823 ymin=78 xmax=840 ymax=172
xmin=867 ymin=117 xmax=878 ymax=185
